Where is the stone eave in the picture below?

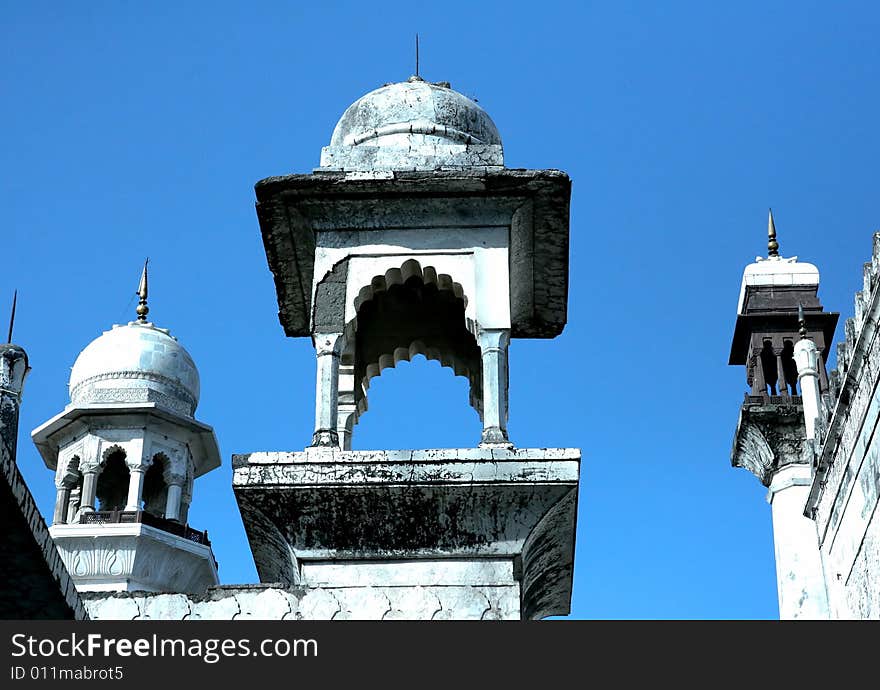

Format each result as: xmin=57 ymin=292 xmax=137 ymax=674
xmin=728 ymin=311 xmax=839 ymax=365
xmin=254 ymin=168 xmax=572 ymax=339
xmin=31 ymin=403 xmax=221 ymax=476
xmin=730 ymin=397 xmax=805 ymax=486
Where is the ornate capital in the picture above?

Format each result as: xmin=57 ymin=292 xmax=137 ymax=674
xmin=311 ymin=429 xmax=339 ymax=447
xmin=164 ymin=470 xmax=187 ymax=486
xmin=314 ymin=332 xmax=343 ymax=358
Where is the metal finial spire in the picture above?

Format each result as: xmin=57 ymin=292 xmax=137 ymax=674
xmin=135 ymin=258 xmax=149 ymax=322
xmin=798 ymin=304 xmax=807 ymax=339
xmin=415 ymin=33 xmax=420 ymax=78
xmin=768 ymin=208 xmax=779 ymax=257
xmin=7 ymin=290 xmax=16 ymax=343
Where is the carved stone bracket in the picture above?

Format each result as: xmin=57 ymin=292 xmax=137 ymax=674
xmin=731 ymin=399 xmax=811 ymax=487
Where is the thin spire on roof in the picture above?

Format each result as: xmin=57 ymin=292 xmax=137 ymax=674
xmin=768 ymin=208 xmax=779 ymax=257
xmin=135 ymin=258 xmax=149 ymax=322
xmin=7 ymin=290 xmax=16 ymax=343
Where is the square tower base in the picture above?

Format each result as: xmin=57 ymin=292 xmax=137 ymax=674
xmin=232 ymin=447 xmax=580 ymax=620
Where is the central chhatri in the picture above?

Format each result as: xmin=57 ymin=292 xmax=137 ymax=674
xmin=239 ymin=72 xmax=580 ymax=620
xmin=319 ymin=77 xmax=504 ymax=171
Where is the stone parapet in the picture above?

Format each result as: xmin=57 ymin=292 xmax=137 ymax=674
xmin=82 ymin=583 xmax=520 ymax=620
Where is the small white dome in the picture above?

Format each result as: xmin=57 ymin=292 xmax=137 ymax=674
xmin=319 ymin=77 xmax=504 ymax=171
xmin=69 ymin=322 xmax=200 ymax=416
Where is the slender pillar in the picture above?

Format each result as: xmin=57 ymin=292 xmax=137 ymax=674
xmin=775 ymin=349 xmax=789 ymax=397
xmin=179 ymin=477 xmax=192 ymax=524
xmin=66 ymin=488 xmax=81 ymax=524
xmin=337 ymin=406 xmax=357 ymax=451
xmin=479 ymin=328 xmax=511 ymax=445
xmin=750 ymin=350 xmax=766 ymax=396
xmin=336 ymin=360 xmax=357 ymax=450
xmin=125 ymin=462 xmax=149 ymax=512
xmin=164 ymin=473 xmax=185 ymax=521
xmin=794 ymin=338 xmax=822 ymax=440
xmin=80 ymin=467 xmax=98 ymax=512
xmin=767 ymin=465 xmax=830 ymax=619
xmin=53 ymin=486 xmax=71 ymax=525
xmin=312 ymin=332 xmax=342 ymax=447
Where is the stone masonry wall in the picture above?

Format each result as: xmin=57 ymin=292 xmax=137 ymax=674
xmin=83 ymin=584 xmax=520 ymax=620
xmin=813 ymin=232 xmax=880 ymax=619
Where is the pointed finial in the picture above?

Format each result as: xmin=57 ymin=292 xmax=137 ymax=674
xmin=768 ymin=208 xmax=779 ymax=257
xmin=798 ymin=303 xmax=807 ymax=339
xmin=7 ymin=290 xmax=16 ymax=343
xmin=415 ymin=33 xmax=420 ymax=78
xmin=135 ymin=258 xmax=149 ymax=322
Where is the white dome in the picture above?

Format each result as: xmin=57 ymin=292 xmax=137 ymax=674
xmin=69 ymin=322 xmax=200 ymax=416
xmin=319 ymin=77 xmax=504 ymax=171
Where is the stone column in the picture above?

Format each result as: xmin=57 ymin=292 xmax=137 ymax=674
xmin=312 ymin=332 xmax=342 ymax=447
xmin=732 ymin=404 xmax=830 ymax=619
xmin=179 ymin=474 xmax=193 ymax=524
xmin=80 ymin=467 xmax=98 ymax=512
xmin=66 ymin=488 xmax=81 ymax=524
xmin=164 ymin=472 xmax=186 ymax=521
xmin=749 ymin=351 xmax=766 ymax=396
xmin=336 ymin=360 xmax=357 ymax=451
xmin=794 ymin=338 xmax=821 ymax=440
xmin=53 ymin=486 xmax=71 ymax=525
xmin=124 ymin=460 xmax=150 ymax=512
xmin=767 ymin=464 xmax=830 ymax=619
xmin=479 ymin=329 xmax=511 ymax=446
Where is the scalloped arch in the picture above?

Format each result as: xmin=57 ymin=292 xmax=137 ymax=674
xmin=340 ymin=259 xmax=483 ymax=442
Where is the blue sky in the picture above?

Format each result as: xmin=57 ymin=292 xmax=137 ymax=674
xmin=3 ymin=2 xmax=879 ymax=619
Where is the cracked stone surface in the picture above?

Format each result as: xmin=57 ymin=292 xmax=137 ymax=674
xmin=82 ymin=584 xmax=521 ymax=620
xmin=255 ymin=169 xmax=571 ymax=339
xmin=232 ymin=447 xmax=579 ymax=620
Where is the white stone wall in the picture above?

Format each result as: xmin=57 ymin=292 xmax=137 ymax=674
xmin=810 ymin=233 xmax=880 ymax=619
xmin=313 ymin=226 xmax=512 ymax=333
xmin=83 ymin=584 xmax=520 ymax=620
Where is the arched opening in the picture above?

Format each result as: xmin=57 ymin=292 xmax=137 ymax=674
xmin=142 ymin=453 xmax=168 ymax=517
xmin=353 ymin=356 xmax=482 ymax=449
xmin=760 ymin=340 xmax=777 ymax=395
xmin=349 ymin=264 xmax=482 ymax=441
xmin=96 ymin=448 xmax=129 ymax=512
xmin=781 ymin=339 xmax=798 ymax=395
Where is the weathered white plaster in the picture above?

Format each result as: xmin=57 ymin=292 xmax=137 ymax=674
xmin=805 ymin=233 xmax=880 ymax=618
xmin=767 ymin=464 xmax=830 ymax=619
xmin=302 ymin=559 xmax=514 ymax=587
xmin=319 ymin=78 xmax=504 ymax=172
xmin=83 ymin=584 xmax=522 ymax=620
xmin=68 ymin=321 xmax=200 ymax=416
xmin=233 ymin=447 xmax=578 ymax=619
xmin=49 ymin=522 xmax=218 ymax=593
xmin=33 ymin=313 xmax=223 ymax=597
